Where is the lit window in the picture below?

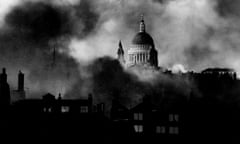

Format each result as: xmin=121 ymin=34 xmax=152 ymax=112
xmin=156 ymin=126 xmax=166 ymax=134
xmin=134 ymin=113 xmax=143 ymax=120
xmin=80 ymin=106 xmax=88 ymax=113
xmin=169 ymin=114 xmax=179 ymax=122
xmin=169 ymin=127 xmax=179 ymax=135
xmin=134 ymin=125 xmax=143 ymax=133
xmin=61 ymin=106 xmax=70 ymax=113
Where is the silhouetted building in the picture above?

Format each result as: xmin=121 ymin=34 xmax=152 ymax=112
xmin=18 ymin=71 xmax=24 ymax=91
xmin=0 ymin=68 xmax=10 ymax=111
xmin=201 ymin=68 xmax=237 ymax=80
xmin=13 ymin=93 xmax=96 ymax=114
xmin=11 ymin=71 xmax=26 ymax=103
xmin=111 ymin=99 xmax=129 ymax=121
xmin=130 ymin=97 xmax=180 ymax=138
xmin=2 ymin=64 xmax=239 ymax=144
xmin=10 ymin=93 xmax=111 ymax=144
xmin=109 ymin=96 xmax=182 ymax=143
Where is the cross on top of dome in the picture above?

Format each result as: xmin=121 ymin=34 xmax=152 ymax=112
xmin=140 ymin=14 xmax=144 ymax=22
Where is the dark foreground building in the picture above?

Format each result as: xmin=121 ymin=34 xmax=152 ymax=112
xmin=1 ymin=67 xmax=240 ymax=144
xmin=7 ymin=93 xmax=110 ymax=143
xmin=0 ymin=68 xmax=10 ymax=112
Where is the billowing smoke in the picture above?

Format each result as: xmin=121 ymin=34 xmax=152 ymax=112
xmin=65 ymin=57 xmax=196 ymax=111
xmin=68 ymin=0 xmax=240 ymax=73
xmin=0 ymin=0 xmax=99 ymax=97
xmin=0 ymin=0 xmax=240 ymax=103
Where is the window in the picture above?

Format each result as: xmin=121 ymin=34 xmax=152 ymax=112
xmin=134 ymin=125 xmax=143 ymax=133
xmin=61 ymin=106 xmax=70 ymax=113
xmin=156 ymin=126 xmax=166 ymax=134
xmin=43 ymin=107 xmax=47 ymax=112
xmin=43 ymin=107 xmax=52 ymax=113
xmin=169 ymin=127 xmax=179 ymax=135
xmin=134 ymin=113 xmax=143 ymax=120
xmin=80 ymin=106 xmax=88 ymax=113
xmin=169 ymin=114 xmax=179 ymax=122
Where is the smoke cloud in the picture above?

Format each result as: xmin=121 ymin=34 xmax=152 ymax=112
xmin=0 ymin=0 xmax=99 ymax=97
xmin=65 ymin=57 xmax=196 ymax=111
xmin=0 ymin=0 xmax=240 ymax=103
xmin=68 ymin=0 xmax=240 ymax=74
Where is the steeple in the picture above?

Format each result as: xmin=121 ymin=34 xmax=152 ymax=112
xmin=117 ymin=40 xmax=124 ymax=55
xmin=117 ymin=40 xmax=125 ymax=64
xmin=139 ymin=14 xmax=145 ymax=33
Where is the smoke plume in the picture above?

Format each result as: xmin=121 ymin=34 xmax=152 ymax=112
xmin=0 ymin=0 xmax=99 ymax=97
xmin=0 ymin=0 xmax=240 ymax=103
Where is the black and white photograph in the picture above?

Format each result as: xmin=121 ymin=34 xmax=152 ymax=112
xmin=1 ymin=0 xmax=240 ymax=143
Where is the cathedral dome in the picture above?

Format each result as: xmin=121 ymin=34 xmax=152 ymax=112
xmin=132 ymin=32 xmax=154 ymax=46
xmin=126 ymin=15 xmax=159 ymax=69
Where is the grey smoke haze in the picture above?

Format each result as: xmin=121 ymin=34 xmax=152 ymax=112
xmin=65 ymin=57 xmax=196 ymax=110
xmin=0 ymin=0 xmax=240 ymax=101
xmin=0 ymin=0 xmax=99 ymax=97
xmin=68 ymin=0 xmax=240 ymax=73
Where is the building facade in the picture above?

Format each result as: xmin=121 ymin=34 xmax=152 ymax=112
xmin=117 ymin=15 xmax=158 ymax=69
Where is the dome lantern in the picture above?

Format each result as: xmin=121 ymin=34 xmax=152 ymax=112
xmin=139 ymin=14 xmax=145 ymax=33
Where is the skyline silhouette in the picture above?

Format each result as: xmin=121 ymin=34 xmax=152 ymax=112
xmin=1 ymin=0 xmax=240 ymax=144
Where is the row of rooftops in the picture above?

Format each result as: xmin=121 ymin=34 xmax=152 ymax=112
xmin=164 ymin=67 xmax=237 ymax=77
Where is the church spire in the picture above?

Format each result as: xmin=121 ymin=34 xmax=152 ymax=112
xmin=117 ymin=40 xmax=124 ymax=55
xmin=139 ymin=14 xmax=145 ymax=33
xmin=117 ymin=40 xmax=125 ymax=64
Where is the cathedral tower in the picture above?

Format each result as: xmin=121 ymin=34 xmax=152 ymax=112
xmin=117 ymin=40 xmax=125 ymax=65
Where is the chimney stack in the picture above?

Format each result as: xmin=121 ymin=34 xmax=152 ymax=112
xmin=0 ymin=68 xmax=7 ymax=83
xmin=18 ymin=71 xmax=24 ymax=91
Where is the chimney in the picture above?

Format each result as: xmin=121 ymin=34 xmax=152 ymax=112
xmin=18 ymin=71 xmax=24 ymax=91
xmin=0 ymin=68 xmax=7 ymax=83
xmin=58 ymin=93 xmax=62 ymax=100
